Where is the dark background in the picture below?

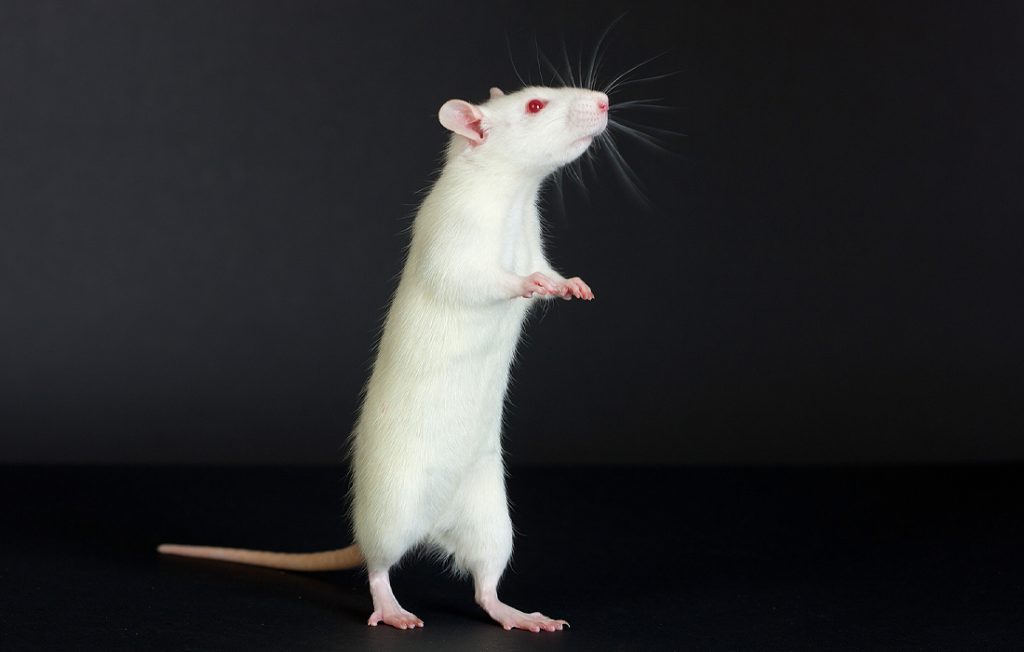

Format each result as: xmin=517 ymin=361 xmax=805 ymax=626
xmin=1 ymin=0 xmax=1021 ymax=465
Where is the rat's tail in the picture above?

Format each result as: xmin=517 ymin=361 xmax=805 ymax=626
xmin=157 ymin=543 xmax=363 ymax=572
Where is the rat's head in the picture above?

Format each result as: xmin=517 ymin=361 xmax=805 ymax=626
xmin=438 ymin=86 xmax=609 ymax=175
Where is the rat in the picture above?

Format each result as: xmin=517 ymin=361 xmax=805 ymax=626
xmin=159 ymin=84 xmax=609 ymax=633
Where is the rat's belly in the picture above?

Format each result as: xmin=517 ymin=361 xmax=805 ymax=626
xmin=354 ymin=293 xmax=530 ymax=465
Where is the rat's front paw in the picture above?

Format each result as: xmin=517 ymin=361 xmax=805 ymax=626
xmin=557 ymin=277 xmax=594 ymax=301
xmin=518 ymin=272 xmax=559 ymax=298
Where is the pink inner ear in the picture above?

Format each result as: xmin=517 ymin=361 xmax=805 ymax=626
xmin=438 ymin=100 xmax=486 ymax=145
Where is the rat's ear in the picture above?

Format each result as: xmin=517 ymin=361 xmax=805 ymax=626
xmin=438 ymin=99 xmax=486 ymax=145
xmin=489 ymin=87 xmax=505 ymax=99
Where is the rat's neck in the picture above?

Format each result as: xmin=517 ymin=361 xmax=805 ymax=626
xmin=441 ymin=157 xmax=550 ymax=209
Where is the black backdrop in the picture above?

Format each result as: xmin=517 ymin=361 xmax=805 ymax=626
xmin=1 ymin=1 xmax=1021 ymax=465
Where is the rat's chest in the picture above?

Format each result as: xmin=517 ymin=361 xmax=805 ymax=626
xmin=497 ymin=198 xmax=536 ymax=274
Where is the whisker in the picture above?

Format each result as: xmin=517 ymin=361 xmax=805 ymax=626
xmin=533 ymin=38 xmax=550 ymax=86
xmin=564 ymin=159 xmax=578 ymax=184
xmin=588 ymin=13 xmax=626 ymax=90
xmin=569 ymin=160 xmax=588 ymax=199
xmin=559 ymin=33 xmax=577 ymax=88
xmin=582 ymin=147 xmax=599 ymax=183
xmin=611 ymin=104 xmax=676 ymax=114
xmin=607 ymin=70 xmax=682 ymax=93
xmin=608 ymin=120 xmax=666 ymax=145
xmin=603 ymin=52 xmax=669 ymax=95
xmin=609 ymin=98 xmax=672 ymax=111
xmin=535 ymin=45 xmax=568 ymax=88
xmin=505 ymin=34 xmax=527 ymax=89
xmin=577 ymin=47 xmax=585 ymax=92
xmin=608 ymin=121 xmax=679 ymax=156
xmin=611 ymin=117 xmax=688 ymax=138
xmin=603 ymin=131 xmax=652 ymax=207
xmin=549 ymin=166 xmax=567 ymax=223
xmin=613 ymin=97 xmax=665 ymax=105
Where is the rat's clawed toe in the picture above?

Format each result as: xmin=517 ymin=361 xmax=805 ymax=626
xmin=368 ymin=609 xmax=424 ymax=630
xmin=500 ymin=612 xmax=567 ymax=632
xmin=481 ymin=599 xmax=568 ymax=633
xmin=560 ymin=276 xmax=594 ymax=301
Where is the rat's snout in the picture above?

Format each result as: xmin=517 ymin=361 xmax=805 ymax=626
xmin=570 ymin=91 xmax=611 ymax=132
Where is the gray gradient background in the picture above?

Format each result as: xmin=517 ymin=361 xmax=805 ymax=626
xmin=2 ymin=1 xmax=1021 ymax=465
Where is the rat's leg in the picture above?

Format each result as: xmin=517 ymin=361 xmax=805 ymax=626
xmin=474 ymin=575 xmax=568 ymax=632
xmin=519 ymin=200 xmax=592 ymax=301
xmin=444 ymin=455 xmax=569 ymax=632
xmin=366 ymin=567 xmax=424 ymax=629
xmin=473 ymin=564 xmax=569 ymax=632
xmin=353 ymin=463 xmax=427 ymax=629
xmin=360 ymin=529 xmax=425 ymax=629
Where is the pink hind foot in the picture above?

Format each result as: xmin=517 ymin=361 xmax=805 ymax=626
xmin=479 ymin=595 xmax=568 ymax=632
xmin=367 ymin=569 xmax=424 ymax=630
xmin=367 ymin=608 xmax=424 ymax=630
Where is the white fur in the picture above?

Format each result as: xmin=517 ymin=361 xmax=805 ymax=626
xmin=351 ymin=86 xmax=608 ymax=593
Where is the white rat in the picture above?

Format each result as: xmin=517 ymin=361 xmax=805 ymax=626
xmin=159 ymin=84 xmax=609 ymax=633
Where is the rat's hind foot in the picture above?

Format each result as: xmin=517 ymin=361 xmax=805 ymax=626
xmin=479 ymin=597 xmax=568 ymax=632
xmin=367 ymin=569 xmax=424 ymax=630
xmin=367 ymin=608 xmax=424 ymax=630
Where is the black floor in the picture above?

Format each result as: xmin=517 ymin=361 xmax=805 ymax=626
xmin=3 ymin=465 xmax=1024 ymax=651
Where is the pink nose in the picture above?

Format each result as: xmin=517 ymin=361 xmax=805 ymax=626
xmin=594 ymin=92 xmax=609 ymax=113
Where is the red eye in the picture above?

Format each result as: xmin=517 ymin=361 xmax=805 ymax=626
xmin=526 ymin=99 xmax=546 ymax=113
